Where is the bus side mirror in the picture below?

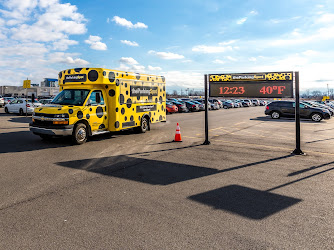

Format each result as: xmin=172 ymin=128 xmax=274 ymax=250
xmin=96 ymin=93 xmax=101 ymax=104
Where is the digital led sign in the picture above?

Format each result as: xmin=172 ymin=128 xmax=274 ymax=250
xmin=209 ymin=72 xmax=294 ymax=98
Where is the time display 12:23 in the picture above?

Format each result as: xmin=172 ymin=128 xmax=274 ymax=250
xmin=219 ymin=86 xmax=245 ymax=95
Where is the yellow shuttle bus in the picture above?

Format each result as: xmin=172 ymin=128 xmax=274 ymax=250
xmin=29 ymin=68 xmax=166 ymax=144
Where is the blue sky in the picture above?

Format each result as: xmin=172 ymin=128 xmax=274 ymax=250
xmin=1 ymin=0 xmax=334 ymax=92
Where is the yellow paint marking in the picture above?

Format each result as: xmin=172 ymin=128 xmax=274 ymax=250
xmin=234 ymin=122 xmax=246 ymax=126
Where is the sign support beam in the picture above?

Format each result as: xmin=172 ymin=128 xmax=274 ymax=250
xmin=203 ymin=74 xmax=210 ymax=145
xmin=292 ymin=71 xmax=305 ymax=155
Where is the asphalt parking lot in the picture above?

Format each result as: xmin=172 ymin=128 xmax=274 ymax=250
xmin=0 ymin=106 xmax=333 ymax=249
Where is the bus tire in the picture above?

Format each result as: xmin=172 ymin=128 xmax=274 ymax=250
xmin=72 ymin=123 xmax=88 ymax=145
xmin=135 ymin=117 xmax=149 ymax=133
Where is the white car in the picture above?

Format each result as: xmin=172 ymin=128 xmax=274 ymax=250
xmin=0 ymin=97 xmax=4 ymax=107
xmin=4 ymin=99 xmax=42 ymax=115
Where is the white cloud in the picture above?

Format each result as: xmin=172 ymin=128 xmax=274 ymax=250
xmin=52 ymin=39 xmax=78 ymax=51
xmin=316 ymin=13 xmax=334 ymax=24
xmin=148 ymin=50 xmax=184 ymax=60
xmin=112 ymin=16 xmax=148 ymax=29
xmin=120 ymin=40 xmax=139 ymax=47
xmin=237 ymin=17 xmax=247 ymax=25
xmin=163 ymin=71 xmax=203 ymax=89
xmin=48 ymin=52 xmax=89 ymax=65
xmin=213 ymin=59 xmax=225 ymax=64
xmin=226 ymin=56 xmax=237 ymax=61
xmin=192 ymin=45 xmax=233 ymax=53
xmin=0 ymin=0 xmax=89 ymax=85
xmin=148 ymin=65 xmax=162 ymax=71
xmin=119 ymin=57 xmax=139 ymax=65
xmin=85 ymin=35 xmax=107 ymax=50
xmin=248 ymin=57 xmax=257 ymax=62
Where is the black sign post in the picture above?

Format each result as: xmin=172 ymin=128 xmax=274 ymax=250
xmin=203 ymin=74 xmax=210 ymax=145
xmin=292 ymin=72 xmax=304 ymax=155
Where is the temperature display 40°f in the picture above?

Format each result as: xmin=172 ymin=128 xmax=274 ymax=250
xmin=209 ymin=82 xmax=293 ymax=98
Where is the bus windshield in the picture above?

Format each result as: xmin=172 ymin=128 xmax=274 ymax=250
xmin=51 ymin=89 xmax=90 ymax=106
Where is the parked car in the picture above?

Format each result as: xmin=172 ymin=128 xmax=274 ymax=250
xmin=3 ymin=97 xmax=15 ymax=105
xmin=166 ymin=102 xmax=178 ymax=114
xmin=0 ymin=97 xmax=4 ymax=107
xmin=4 ymin=99 xmax=42 ymax=115
xmin=265 ymin=101 xmax=331 ymax=122
xmin=222 ymin=101 xmax=233 ymax=109
xmin=184 ymin=101 xmax=199 ymax=112
xmin=170 ymin=101 xmax=188 ymax=112
xmin=239 ymin=99 xmax=251 ymax=107
xmin=193 ymin=99 xmax=212 ymax=110
xmin=251 ymin=99 xmax=260 ymax=106
xmin=208 ymin=99 xmax=220 ymax=110
xmin=39 ymin=99 xmax=53 ymax=105
xmin=191 ymin=100 xmax=205 ymax=111
xmin=259 ymin=100 xmax=267 ymax=106
xmin=302 ymin=101 xmax=334 ymax=116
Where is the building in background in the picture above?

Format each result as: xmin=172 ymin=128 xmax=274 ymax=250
xmin=41 ymin=78 xmax=58 ymax=87
xmin=0 ymin=78 xmax=59 ymax=98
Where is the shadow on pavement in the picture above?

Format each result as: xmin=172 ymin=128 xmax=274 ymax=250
xmin=188 ymin=185 xmax=302 ymax=220
xmin=0 ymin=130 xmax=70 ymax=154
xmin=8 ymin=116 xmax=32 ymax=124
xmin=56 ymin=154 xmax=294 ymax=185
xmin=57 ymin=155 xmax=219 ymax=185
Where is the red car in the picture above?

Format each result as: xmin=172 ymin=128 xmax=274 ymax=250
xmin=166 ymin=102 xmax=178 ymax=114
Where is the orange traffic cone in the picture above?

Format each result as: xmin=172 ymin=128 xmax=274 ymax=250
xmin=174 ymin=123 xmax=182 ymax=142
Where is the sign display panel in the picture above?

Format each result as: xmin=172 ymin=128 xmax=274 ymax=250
xmin=23 ymin=79 xmax=31 ymax=88
xmin=209 ymin=72 xmax=294 ymax=98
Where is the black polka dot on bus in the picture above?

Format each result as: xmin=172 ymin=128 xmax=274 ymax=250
xmin=59 ymin=72 xmax=62 ymax=78
xmin=125 ymin=83 xmax=127 ymax=88
xmin=116 ymin=79 xmax=120 ymax=86
xmin=161 ymin=76 xmax=165 ymax=82
xmin=109 ymin=89 xmax=115 ymax=97
xmin=147 ymin=77 xmax=149 ymax=81
xmin=115 ymin=121 xmax=119 ymax=128
xmin=104 ymin=116 xmax=107 ymax=120
xmin=121 ymin=108 xmax=125 ymax=115
xmin=116 ymin=107 xmax=119 ymax=112
xmin=105 ymin=85 xmax=108 ymax=89
xmin=86 ymin=68 xmax=89 ymax=70
xmin=126 ymin=98 xmax=132 ymax=108
xmin=155 ymin=98 xmax=158 ymax=103
xmin=159 ymin=96 xmax=162 ymax=103
xmin=99 ymin=124 xmax=105 ymax=129
xmin=159 ymin=115 xmax=162 ymax=121
xmin=138 ymin=116 xmax=141 ymax=121
xmin=126 ymin=72 xmax=128 ymax=76
xmin=119 ymin=94 xmax=124 ymax=104
xmin=149 ymin=112 xmax=151 ymax=117
xmin=109 ymin=72 xmax=115 ymax=83
xmin=67 ymin=69 xmax=71 ymax=74
xmin=137 ymin=96 xmax=140 ymax=101
xmin=126 ymin=91 xmax=128 ymax=95
xmin=124 ymin=116 xmax=127 ymax=121
xmin=77 ymin=111 xmax=83 ymax=119
xmin=136 ymin=73 xmax=140 ymax=80
xmin=86 ymin=114 xmax=90 ymax=119
xmin=74 ymin=68 xmax=82 ymax=73
xmin=163 ymin=86 xmax=165 ymax=91
xmin=96 ymin=106 xmax=103 ymax=118
xmin=130 ymin=115 xmax=133 ymax=121
xmin=69 ymin=109 xmax=73 ymax=114
xmin=88 ymin=70 xmax=98 ymax=81
xmin=103 ymin=71 xmax=106 ymax=76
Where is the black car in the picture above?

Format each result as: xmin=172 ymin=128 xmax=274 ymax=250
xmin=170 ymin=101 xmax=188 ymax=112
xmin=184 ymin=101 xmax=199 ymax=112
xmin=265 ymin=101 xmax=331 ymax=122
